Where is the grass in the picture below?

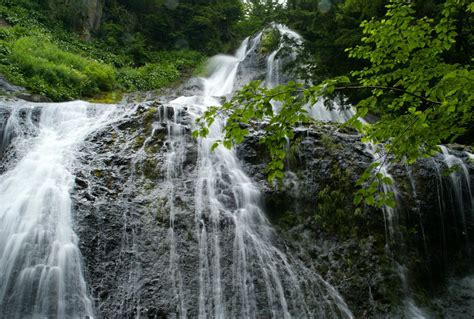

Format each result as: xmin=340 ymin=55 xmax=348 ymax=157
xmin=7 ymin=35 xmax=116 ymax=100
xmin=0 ymin=4 xmax=206 ymax=102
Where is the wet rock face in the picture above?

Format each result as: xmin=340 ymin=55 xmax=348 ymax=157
xmin=399 ymin=149 xmax=474 ymax=288
xmin=0 ymin=74 xmax=52 ymax=102
xmin=0 ymin=75 xmax=25 ymax=94
xmin=0 ymin=106 xmax=11 ymax=150
xmin=0 ymin=101 xmax=41 ymax=172
xmin=73 ymin=102 xmax=201 ymax=317
xmin=72 ymin=101 xmax=473 ymax=317
xmin=237 ymin=124 xmax=474 ymax=316
xmin=16 ymin=93 xmax=52 ymax=103
xmin=74 ymin=102 xmax=357 ymax=318
xmin=237 ymin=124 xmax=399 ymax=316
xmin=234 ymin=35 xmax=268 ymax=90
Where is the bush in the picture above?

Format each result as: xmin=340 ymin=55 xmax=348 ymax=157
xmin=0 ymin=3 xmax=206 ymax=101
xmin=118 ymin=50 xmax=205 ymax=91
xmin=118 ymin=63 xmax=180 ymax=91
xmin=149 ymin=50 xmax=205 ymax=71
xmin=7 ymin=35 xmax=116 ymax=100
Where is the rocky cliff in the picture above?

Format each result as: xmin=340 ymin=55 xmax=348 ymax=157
xmin=64 ymin=97 xmax=473 ymax=317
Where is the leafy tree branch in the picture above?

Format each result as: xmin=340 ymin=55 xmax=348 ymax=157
xmin=194 ymin=0 xmax=473 ymax=208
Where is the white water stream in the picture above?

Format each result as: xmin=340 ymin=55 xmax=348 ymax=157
xmin=164 ymin=28 xmax=353 ymax=318
xmin=0 ymin=100 xmax=119 ymax=318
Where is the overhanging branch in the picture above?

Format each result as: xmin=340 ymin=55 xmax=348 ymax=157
xmin=334 ymin=85 xmax=442 ymax=105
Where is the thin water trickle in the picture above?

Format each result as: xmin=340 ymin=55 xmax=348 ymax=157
xmin=162 ymin=105 xmax=188 ymax=318
xmin=405 ymin=163 xmax=428 ymax=256
xmin=438 ymin=146 xmax=474 ymax=241
xmin=363 ymin=144 xmax=431 ymax=317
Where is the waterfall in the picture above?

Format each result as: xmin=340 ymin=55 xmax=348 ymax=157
xmin=0 ymin=99 xmax=120 ymax=318
xmin=361 ymin=143 xmax=473 ymax=318
xmin=161 ymin=28 xmax=353 ymax=318
xmin=263 ymin=23 xmax=355 ymax=123
xmin=265 ymin=23 xmax=302 ymax=89
xmin=162 ymin=105 xmax=188 ymax=317
xmin=3 ymin=23 xmax=471 ymax=318
xmin=363 ymin=144 xmax=429 ymax=317
xmin=438 ymin=145 xmax=474 ymax=239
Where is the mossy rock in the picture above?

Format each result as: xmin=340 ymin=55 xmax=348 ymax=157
xmin=260 ymin=27 xmax=280 ymax=55
xmin=88 ymin=91 xmax=123 ymax=104
xmin=93 ymin=169 xmax=103 ymax=178
xmin=134 ymin=135 xmax=145 ymax=150
xmin=142 ymin=157 xmax=160 ymax=180
xmin=144 ymin=106 xmax=158 ymax=131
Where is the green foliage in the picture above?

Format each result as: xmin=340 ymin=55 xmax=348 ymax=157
xmin=118 ymin=64 xmax=177 ymax=92
xmin=107 ymin=0 xmax=243 ymax=55
xmin=259 ymin=27 xmax=280 ymax=55
xmin=237 ymin=0 xmax=283 ymax=36
xmin=0 ymin=2 xmax=205 ymax=101
xmin=279 ymin=0 xmax=388 ymax=83
xmin=315 ymin=165 xmax=366 ymax=237
xmin=195 ymin=0 xmax=473 ymax=210
xmin=118 ymin=50 xmax=205 ymax=91
xmin=441 ymin=164 xmax=462 ymax=176
xmin=4 ymin=35 xmax=115 ymax=100
xmin=347 ymin=0 xmax=473 ymax=163
xmin=194 ymin=80 xmax=310 ymax=181
xmin=320 ymin=134 xmax=343 ymax=152
xmin=47 ymin=0 xmax=86 ymax=32
xmin=353 ymin=163 xmax=396 ymax=209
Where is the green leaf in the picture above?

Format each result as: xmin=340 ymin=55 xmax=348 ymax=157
xmin=211 ymin=141 xmax=220 ymax=152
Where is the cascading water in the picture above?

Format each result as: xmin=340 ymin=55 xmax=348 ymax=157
xmin=438 ymin=145 xmax=474 ymax=239
xmin=1 ymin=23 xmax=472 ymax=318
xmin=362 ymin=144 xmax=473 ymax=318
xmin=265 ymin=23 xmax=302 ymax=89
xmin=162 ymin=105 xmax=188 ymax=317
xmin=160 ymin=29 xmax=353 ymax=318
xmin=263 ymin=23 xmax=354 ymax=123
xmin=0 ymin=99 xmax=119 ymax=318
xmin=363 ymin=144 xmax=429 ymax=317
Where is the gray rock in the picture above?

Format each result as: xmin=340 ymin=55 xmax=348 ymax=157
xmin=17 ymin=93 xmax=52 ymax=103
xmin=0 ymin=75 xmax=25 ymax=94
xmin=63 ymin=101 xmax=474 ymax=317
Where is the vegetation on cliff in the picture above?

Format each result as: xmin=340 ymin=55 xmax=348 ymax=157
xmin=1 ymin=0 xmax=472 ymax=202
xmin=0 ymin=3 xmax=206 ymax=101
xmin=195 ymin=0 xmax=473 ymax=207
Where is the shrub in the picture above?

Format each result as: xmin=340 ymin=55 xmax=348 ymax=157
xmin=0 ymin=3 xmax=206 ymax=101
xmin=118 ymin=50 xmax=205 ymax=91
xmin=7 ymin=35 xmax=116 ymax=100
xmin=118 ymin=63 xmax=179 ymax=92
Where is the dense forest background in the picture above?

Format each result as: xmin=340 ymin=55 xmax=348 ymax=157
xmin=0 ymin=0 xmax=472 ymax=150
xmin=0 ymin=0 xmax=471 ymax=100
